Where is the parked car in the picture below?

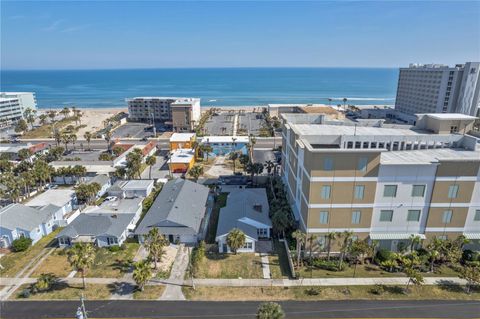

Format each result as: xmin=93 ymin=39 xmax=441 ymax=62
xmin=105 ymin=196 xmax=118 ymax=201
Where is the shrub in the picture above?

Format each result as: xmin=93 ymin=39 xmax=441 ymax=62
xmin=108 ymin=245 xmax=121 ymax=252
xmin=11 ymin=237 xmax=33 ymax=252
xmin=463 ymin=250 xmax=480 ymax=262
xmin=312 ymin=259 xmax=345 ymax=272
xmin=304 ymin=287 xmax=322 ymax=296
xmin=369 ymin=284 xmax=385 ymax=295
xmin=376 ymin=249 xmax=395 ymax=263
xmin=18 ymin=288 xmax=31 ymax=298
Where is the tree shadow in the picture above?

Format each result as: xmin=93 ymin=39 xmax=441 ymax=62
xmin=111 ymin=259 xmax=133 ymax=274
xmin=205 ymin=252 xmax=228 ymax=261
xmin=383 ymin=285 xmax=406 ymax=295
xmin=107 ymin=282 xmax=136 ymax=296
xmin=437 ymin=280 xmax=465 ymax=293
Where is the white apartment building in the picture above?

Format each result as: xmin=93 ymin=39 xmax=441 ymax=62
xmin=281 ymin=113 xmax=480 ymax=251
xmin=126 ymin=97 xmax=201 ymax=132
xmin=0 ymin=92 xmax=37 ymax=125
xmin=395 ymin=62 xmax=480 ymax=117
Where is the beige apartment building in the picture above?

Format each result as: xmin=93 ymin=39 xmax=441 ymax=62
xmin=126 ymin=97 xmax=201 ymax=132
xmin=281 ymin=113 xmax=480 ymax=251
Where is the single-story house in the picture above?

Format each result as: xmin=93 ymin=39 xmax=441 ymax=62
xmin=97 ymin=197 xmax=143 ymax=229
xmin=200 ymin=136 xmax=249 ymax=156
xmin=25 ymin=189 xmax=76 ymax=217
xmin=0 ymin=142 xmax=49 ymax=162
xmin=0 ymin=203 xmax=61 ymax=247
xmin=51 ymin=161 xmax=116 ymax=176
xmin=216 ymin=188 xmax=272 ymax=253
xmin=168 ymin=149 xmax=195 ymax=173
xmin=56 ymin=213 xmax=135 ymax=247
xmin=136 ymin=179 xmax=209 ymax=244
xmin=107 ymin=180 xmax=154 ymax=199
xmin=170 ymin=133 xmax=196 ymax=150
xmin=86 ymin=174 xmax=111 ymax=198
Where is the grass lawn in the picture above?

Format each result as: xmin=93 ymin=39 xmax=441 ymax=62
xmin=205 ymin=193 xmax=228 ymax=244
xmin=297 ymin=262 xmax=461 ymax=279
xmin=269 ymin=240 xmax=292 ymax=279
xmin=79 ymin=243 xmax=140 ymax=278
xmin=0 ymin=228 xmax=61 ymax=278
xmin=13 ymin=283 xmax=111 ymax=300
xmin=31 ymin=248 xmax=72 ymax=278
xmin=132 ymin=285 xmax=165 ymax=300
xmin=21 ymin=118 xmax=76 ymax=139
xmin=182 ymin=284 xmax=480 ymax=301
xmin=194 ymin=253 xmax=263 ymax=279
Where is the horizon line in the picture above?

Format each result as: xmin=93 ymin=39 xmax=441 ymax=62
xmin=1 ymin=66 xmax=401 ymax=71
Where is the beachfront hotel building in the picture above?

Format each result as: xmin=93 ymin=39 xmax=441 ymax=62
xmin=126 ymin=97 xmax=201 ymax=132
xmin=395 ymin=62 xmax=480 ymax=117
xmin=0 ymin=92 xmax=37 ymax=125
xmin=281 ymin=113 xmax=480 ymax=251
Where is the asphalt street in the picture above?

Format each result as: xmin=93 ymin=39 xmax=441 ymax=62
xmin=1 ymin=300 xmax=479 ymax=318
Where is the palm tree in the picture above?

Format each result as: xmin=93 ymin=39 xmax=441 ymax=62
xmin=144 ymin=228 xmax=167 ymax=270
xmin=409 ymin=234 xmax=422 ymax=252
xmin=70 ymin=134 xmax=77 ymax=151
xmin=132 ymin=260 xmax=153 ymax=291
xmin=188 ymin=164 xmax=203 ymax=182
xmin=248 ymin=135 xmax=256 ymax=159
xmin=338 ymin=230 xmax=353 ymax=269
xmin=104 ymin=129 xmax=113 ymax=154
xmin=307 ymin=233 xmax=318 ymax=264
xmin=145 ymin=155 xmax=156 ymax=179
xmin=328 ymin=98 xmax=333 ymax=106
xmin=271 ymin=210 xmax=291 ymax=236
xmin=83 ymin=131 xmax=92 ymax=150
xmin=226 ymin=228 xmax=246 ymax=254
xmin=326 ymin=232 xmax=338 ymax=261
xmin=229 ymin=152 xmax=239 ymax=174
xmin=292 ymin=230 xmax=306 ymax=268
xmin=39 ymin=114 xmax=48 ymax=126
xmin=199 ymin=144 xmax=213 ymax=161
xmin=24 ymin=108 xmax=36 ymax=130
xmin=67 ymin=243 xmax=95 ymax=289
xmin=342 ymin=97 xmax=348 ymax=110
xmin=53 ymin=131 xmax=62 ymax=147
xmin=256 ymin=302 xmax=284 ymax=319
xmin=61 ymin=133 xmax=70 ymax=151
xmin=60 ymin=107 xmax=70 ymax=119
xmin=47 ymin=110 xmax=57 ymax=123
xmin=265 ymin=160 xmax=275 ymax=175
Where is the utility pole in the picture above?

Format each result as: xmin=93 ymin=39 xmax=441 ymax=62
xmin=76 ymin=293 xmax=88 ymax=319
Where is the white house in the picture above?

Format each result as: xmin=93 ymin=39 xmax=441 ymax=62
xmin=216 ymin=188 xmax=272 ymax=253
xmin=108 ymin=180 xmax=154 ymax=199
xmin=25 ymin=189 xmax=76 ymax=218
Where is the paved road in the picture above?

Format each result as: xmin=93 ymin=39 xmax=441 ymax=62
xmin=1 ymin=300 xmax=479 ymax=318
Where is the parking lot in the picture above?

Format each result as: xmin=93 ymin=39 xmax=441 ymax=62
xmin=238 ymin=112 xmax=264 ymax=136
xmin=204 ymin=111 xmax=235 ymax=135
xmin=112 ymin=122 xmax=169 ymax=139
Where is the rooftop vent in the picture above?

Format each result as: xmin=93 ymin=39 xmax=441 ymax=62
xmin=253 ymin=204 xmax=262 ymax=212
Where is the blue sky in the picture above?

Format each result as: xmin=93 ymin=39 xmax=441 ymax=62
xmin=1 ymin=1 xmax=479 ymax=69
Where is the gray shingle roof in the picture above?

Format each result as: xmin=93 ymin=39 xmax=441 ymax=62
xmin=0 ymin=203 xmax=54 ymax=232
xmin=25 ymin=189 xmax=75 ymax=208
xmin=136 ymin=179 xmax=209 ymax=236
xmin=216 ymin=188 xmax=271 ymax=240
xmin=57 ymin=213 xmax=134 ymax=239
xmin=87 ymin=174 xmax=110 ymax=186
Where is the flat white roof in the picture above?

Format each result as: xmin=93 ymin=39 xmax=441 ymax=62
xmin=170 ymin=133 xmax=195 ymax=142
xmin=170 ymin=149 xmax=195 ymax=163
xmin=292 ymin=124 xmax=429 ymax=137
xmin=380 ymin=148 xmax=480 ymax=165
xmin=26 ymin=189 xmax=75 ymax=208
xmin=201 ymin=136 xmax=249 ymax=143
xmin=422 ymin=113 xmax=478 ymax=120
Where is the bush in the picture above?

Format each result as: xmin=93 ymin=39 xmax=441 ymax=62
xmin=304 ymin=287 xmax=322 ymax=296
xmin=312 ymin=259 xmax=345 ymax=272
xmin=369 ymin=284 xmax=385 ymax=295
xmin=18 ymin=288 xmax=31 ymax=298
xmin=108 ymin=245 xmax=121 ymax=252
xmin=11 ymin=237 xmax=33 ymax=252
xmin=462 ymin=250 xmax=480 ymax=262
xmin=376 ymin=249 xmax=395 ymax=263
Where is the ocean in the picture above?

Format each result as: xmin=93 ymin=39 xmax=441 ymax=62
xmin=0 ymin=68 xmax=399 ymax=109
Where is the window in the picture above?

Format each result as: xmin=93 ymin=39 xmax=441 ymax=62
xmin=411 ymin=185 xmax=426 ymax=197
xmin=474 ymin=210 xmax=480 ymax=221
xmin=407 ymin=210 xmax=421 ymax=222
xmin=442 ymin=210 xmax=453 ymax=224
xmin=354 ymin=185 xmax=365 ymax=200
xmin=358 ymin=157 xmax=368 ymax=172
xmin=319 ymin=211 xmax=329 ymax=224
xmin=448 ymin=185 xmax=459 ymax=198
xmin=351 ymin=211 xmax=361 ymax=224
xmin=383 ymin=185 xmax=397 ymax=197
xmin=324 ymin=158 xmax=333 ymax=171
xmin=242 ymin=242 xmax=253 ymax=249
xmin=380 ymin=210 xmax=393 ymax=222
xmin=321 ymin=185 xmax=331 ymax=199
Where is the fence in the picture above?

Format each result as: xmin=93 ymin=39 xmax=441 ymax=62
xmin=280 ymin=237 xmax=296 ymax=279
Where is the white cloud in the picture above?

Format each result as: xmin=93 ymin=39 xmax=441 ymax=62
xmin=42 ymin=19 xmax=65 ymax=31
